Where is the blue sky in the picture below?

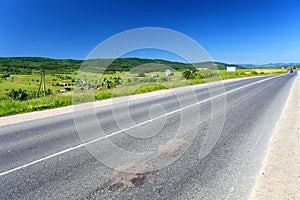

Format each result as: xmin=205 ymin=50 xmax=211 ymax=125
xmin=0 ymin=0 xmax=299 ymax=64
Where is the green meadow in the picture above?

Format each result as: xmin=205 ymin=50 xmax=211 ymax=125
xmin=0 ymin=57 xmax=289 ymax=117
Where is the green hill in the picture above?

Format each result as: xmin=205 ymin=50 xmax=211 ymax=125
xmin=0 ymin=57 xmax=82 ymax=74
xmin=0 ymin=57 xmax=242 ymax=75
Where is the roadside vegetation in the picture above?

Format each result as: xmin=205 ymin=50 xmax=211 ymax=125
xmin=0 ymin=57 xmax=293 ymax=117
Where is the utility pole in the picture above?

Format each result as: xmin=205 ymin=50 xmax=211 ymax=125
xmin=37 ymin=68 xmax=46 ymax=97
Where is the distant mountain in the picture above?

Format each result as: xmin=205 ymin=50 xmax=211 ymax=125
xmin=238 ymin=63 xmax=300 ymax=68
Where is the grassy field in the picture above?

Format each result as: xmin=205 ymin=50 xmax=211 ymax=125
xmin=0 ymin=68 xmax=288 ymax=117
xmin=0 ymin=74 xmax=75 ymax=100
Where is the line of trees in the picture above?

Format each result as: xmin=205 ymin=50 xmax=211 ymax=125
xmin=181 ymin=69 xmax=220 ymax=79
xmin=0 ymin=57 xmax=242 ymax=75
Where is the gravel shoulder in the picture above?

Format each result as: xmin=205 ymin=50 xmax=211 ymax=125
xmin=249 ymin=73 xmax=300 ymax=200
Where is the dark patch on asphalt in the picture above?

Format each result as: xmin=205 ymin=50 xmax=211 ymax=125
xmin=109 ymin=163 xmax=154 ymax=190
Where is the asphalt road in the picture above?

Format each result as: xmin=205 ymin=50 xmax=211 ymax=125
xmin=0 ymin=73 xmax=297 ymax=200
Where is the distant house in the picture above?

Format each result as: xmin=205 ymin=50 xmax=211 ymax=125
xmin=80 ymin=80 xmax=87 ymax=85
xmin=151 ymin=74 xmax=159 ymax=78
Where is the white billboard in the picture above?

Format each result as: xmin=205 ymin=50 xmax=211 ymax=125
xmin=227 ymin=67 xmax=236 ymax=72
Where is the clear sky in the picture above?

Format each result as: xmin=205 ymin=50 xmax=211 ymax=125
xmin=0 ymin=0 xmax=299 ymax=64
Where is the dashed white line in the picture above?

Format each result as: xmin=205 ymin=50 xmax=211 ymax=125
xmin=0 ymin=75 xmax=282 ymax=177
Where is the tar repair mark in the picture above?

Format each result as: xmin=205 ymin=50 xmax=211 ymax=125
xmin=109 ymin=163 xmax=154 ymax=190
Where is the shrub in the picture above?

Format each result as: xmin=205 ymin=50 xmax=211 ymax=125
xmin=182 ymin=70 xmax=194 ymax=79
xmin=251 ymin=70 xmax=258 ymax=75
xmin=137 ymin=72 xmax=146 ymax=77
xmin=0 ymin=74 xmax=10 ymax=79
xmin=7 ymin=88 xmax=28 ymax=101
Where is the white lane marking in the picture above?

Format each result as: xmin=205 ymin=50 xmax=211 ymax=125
xmin=0 ymin=76 xmax=258 ymax=127
xmin=0 ymin=75 xmax=281 ymax=177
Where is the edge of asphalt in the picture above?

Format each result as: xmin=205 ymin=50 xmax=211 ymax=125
xmin=249 ymin=73 xmax=300 ymax=199
xmin=0 ymin=76 xmax=270 ymax=126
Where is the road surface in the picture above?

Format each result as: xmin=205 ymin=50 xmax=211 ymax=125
xmin=0 ymin=73 xmax=296 ymax=199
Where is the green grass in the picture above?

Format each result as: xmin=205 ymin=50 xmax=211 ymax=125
xmin=0 ymin=94 xmax=72 ymax=116
xmin=0 ymin=74 xmax=74 ymax=100
xmin=219 ymin=68 xmax=287 ymax=80
xmin=0 ymin=68 xmax=288 ymax=117
xmin=133 ymin=84 xmax=168 ymax=94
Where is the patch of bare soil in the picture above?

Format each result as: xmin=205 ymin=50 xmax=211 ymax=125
xmin=157 ymin=138 xmax=187 ymax=157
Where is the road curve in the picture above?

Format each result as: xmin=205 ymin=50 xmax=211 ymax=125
xmin=0 ymin=73 xmax=296 ymax=200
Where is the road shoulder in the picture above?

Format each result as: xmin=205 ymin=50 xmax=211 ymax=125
xmin=249 ymin=73 xmax=300 ymax=200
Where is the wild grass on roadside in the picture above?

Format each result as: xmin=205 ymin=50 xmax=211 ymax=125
xmin=0 ymin=94 xmax=72 ymax=117
xmin=0 ymin=68 xmax=288 ymax=117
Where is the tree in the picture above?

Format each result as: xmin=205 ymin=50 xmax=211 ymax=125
xmin=101 ymin=78 xmax=115 ymax=89
xmin=113 ymin=76 xmax=122 ymax=85
xmin=47 ymin=88 xmax=52 ymax=95
xmin=182 ymin=70 xmax=194 ymax=79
